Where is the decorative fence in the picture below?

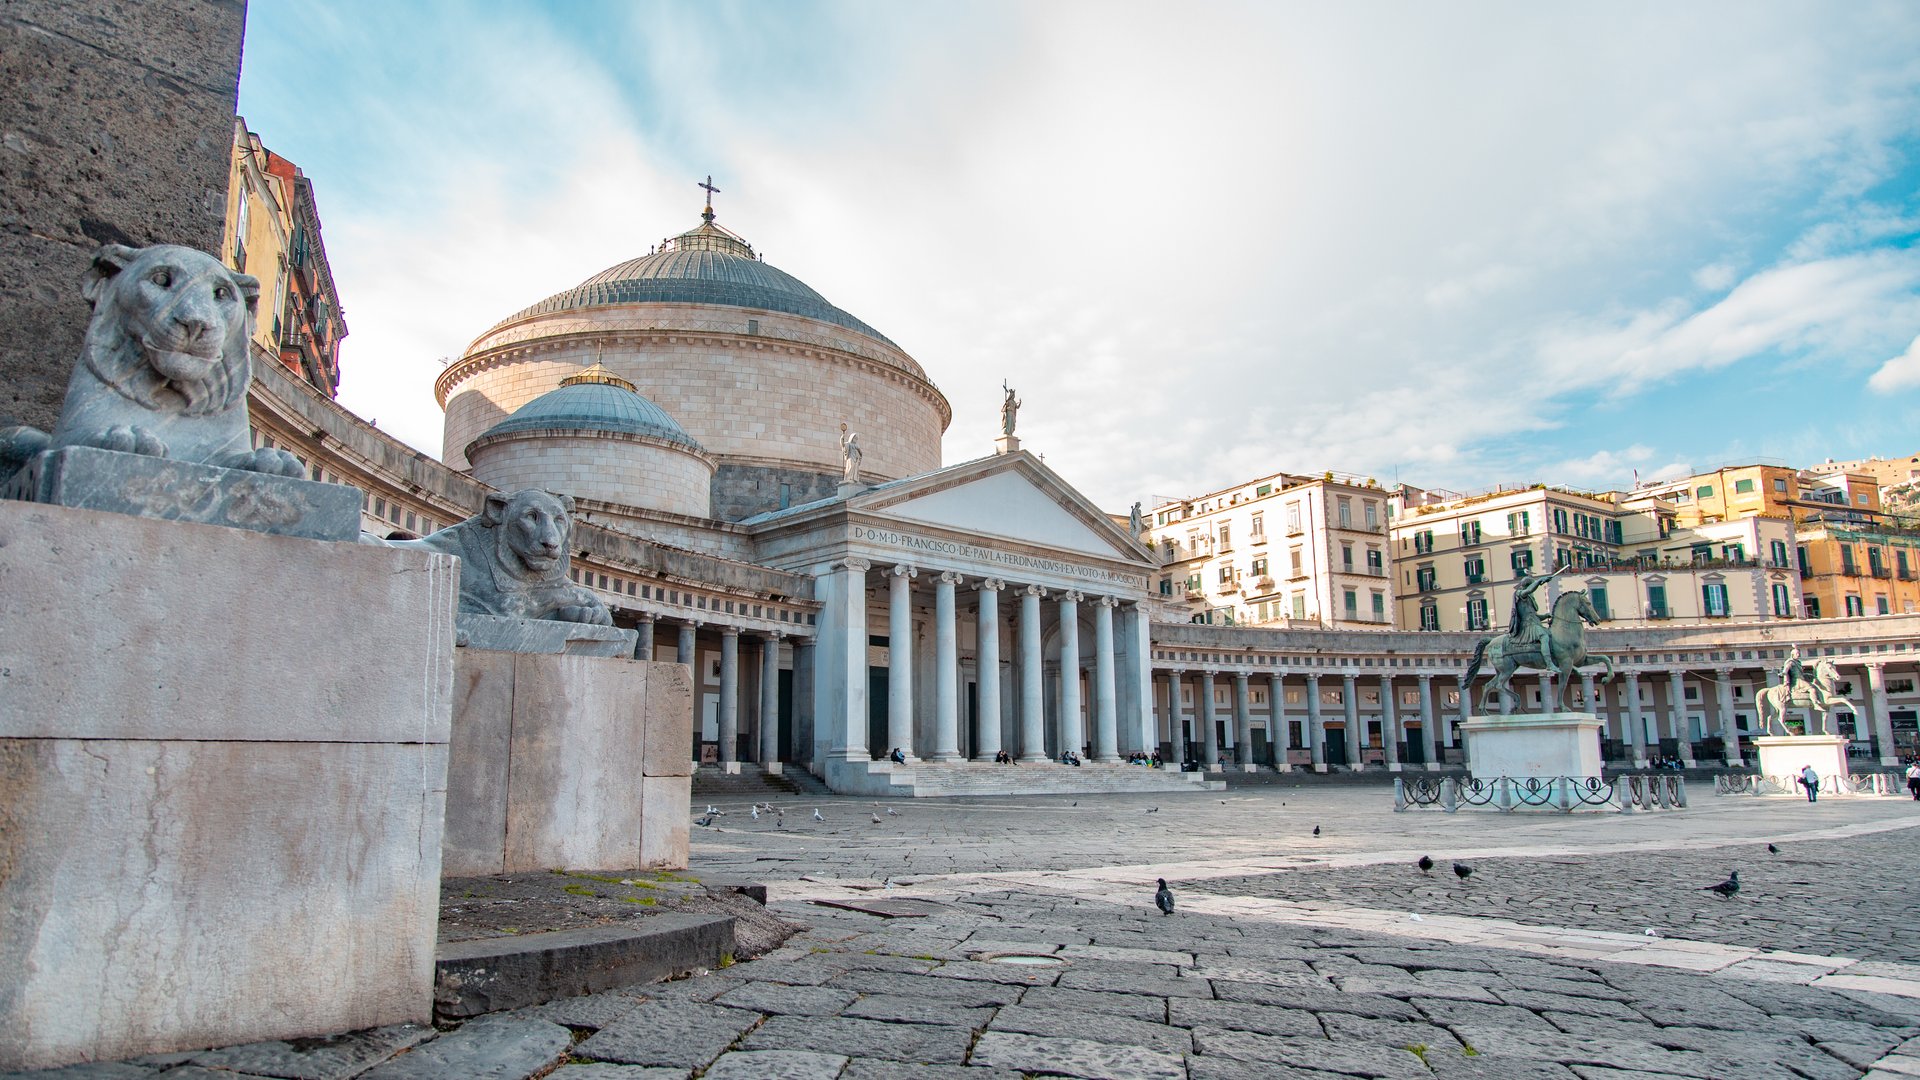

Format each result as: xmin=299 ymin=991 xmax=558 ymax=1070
xmin=1714 ymin=771 xmax=1905 ymax=797
xmin=1394 ymin=774 xmax=1687 ymax=813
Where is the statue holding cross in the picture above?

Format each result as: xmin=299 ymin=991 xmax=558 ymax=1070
xmin=1001 ymin=381 xmax=1021 ymax=437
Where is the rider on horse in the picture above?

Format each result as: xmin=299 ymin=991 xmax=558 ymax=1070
xmin=1509 ymin=567 xmax=1565 ymax=677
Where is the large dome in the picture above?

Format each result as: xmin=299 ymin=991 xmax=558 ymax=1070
xmin=485 ymin=221 xmax=897 ymax=349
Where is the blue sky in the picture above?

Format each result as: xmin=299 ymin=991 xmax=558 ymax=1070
xmin=237 ymin=1 xmax=1920 ymax=512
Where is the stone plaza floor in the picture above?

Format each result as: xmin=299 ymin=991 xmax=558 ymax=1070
xmin=13 ymin=784 xmax=1920 ymax=1079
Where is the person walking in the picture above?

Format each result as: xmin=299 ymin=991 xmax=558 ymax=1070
xmin=1904 ymin=759 xmax=1920 ymax=800
xmin=1799 ymin=763 xmax=1820 ymax=803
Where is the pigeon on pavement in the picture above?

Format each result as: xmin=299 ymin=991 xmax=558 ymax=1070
xmin=1418 ymin=855 xmax=1434 ymax=874
xmin=887 ymin=807 xmax=899 ymax=816
xmin=871 ymin=813 xmax=882 ymax=824
xmin=1313 ymin=826 xmax=1321 ymax=837
xmin=1453 ymin=862 xmax=1474 ymax=881
xmin=1767 ymin=843 xmax=1780 ymax=855
xmin=812 ymin=808 xmax=824 ymax=822
xmin=1704 ymin=870 xmax=1740 ymax=898
xmin=750 ymin=806 xmax=760 ymax=820
xmin=1155 ymin=878 xmax=1175 ymax=916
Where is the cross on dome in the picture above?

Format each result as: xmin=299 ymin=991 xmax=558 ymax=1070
xmin=699 ymin=175 xmax=721 ymax=223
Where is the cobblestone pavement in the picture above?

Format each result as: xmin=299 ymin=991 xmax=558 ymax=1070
xmin=13 ymin=786 xmax=1919 ymax=1080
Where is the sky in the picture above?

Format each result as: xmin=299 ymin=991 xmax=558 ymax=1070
xmin=236 ymin=1 xmax=1920 ymax=513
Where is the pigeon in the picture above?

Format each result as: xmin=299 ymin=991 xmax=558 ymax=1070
xmin=1155 ymin=878 xmax=1175 ymax=916
xmin=1409 ymin=913 xmax=1425 ymax=922
xmin=750 ymin=806 xmax=760 ymax=820
xmin=1147 ymin=806 xmax=1160 ymax=814
xmin=886 ymin=807 xmax=899 ymax=816
xmin=812 ymin=808 xmax=824 ymax=822
xmin=706 ymin=804 xmax=719 ymax=815
xmin=1767 ymin=843 xmax=1780 ymax=855
xmin=883 ymin=877 xmax=895 ymax=890
xmin=1643 ymin=928 xmax=1661 ymax=937
xmin=1418 ymin=855 xmax=1434 ymax=875
xmin=1313 ymin=826 xmax=1321 ymax=837
xmin=696 ymin=815 xmax=714 ymax=827
xmin=1453 ymin=862 xmax=1474 ymax=881
xmin=1704 ymin=870 xmax=1740 ymax=898
xmin=871 ymin=813 xmax=882 ymax=824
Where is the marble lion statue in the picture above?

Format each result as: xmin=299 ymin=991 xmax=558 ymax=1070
xmin=0 ymin=243 xmax=303 ymax=478
xmin=388 ymin=489 xmax=613 ymax=625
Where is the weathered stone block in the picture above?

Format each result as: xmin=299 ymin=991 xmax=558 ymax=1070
xmin=441 ymin=650 xmax=516 ymax=878
xmin=3 ymin=446 xmax=363 ymax=540
xmin=433 ymin=916 xmax=735 ymax=1020
xmin=639 ymin=775 xmax=692 ymax=870
xmin=643 ymin=662 xmax=695 ymax=777
xmin=458 ymin=612 xmax=637 ymax=656
xmin=0 ymin=501 xmax=454 ymax=1072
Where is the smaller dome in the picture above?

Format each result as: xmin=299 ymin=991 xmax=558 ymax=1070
xmin=477 ymin=364 xmax=703 ymax=452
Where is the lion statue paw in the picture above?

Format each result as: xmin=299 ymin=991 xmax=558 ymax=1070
xmin=215 ymin=446 xmax=306 ymax=477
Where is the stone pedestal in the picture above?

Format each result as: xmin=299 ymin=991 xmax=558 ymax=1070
xmin=1754 ymin=734 xmax=1851 ymax=791
xmin=0 ymin=501 xmax=456 ymax=1071
xmin=995 ymin=434 xmax=1021 ymax=455
xmin=442 ymin=650 xmax=692 ymax=876
xmin=1459 ymin=712 xmax=1605 ymax=780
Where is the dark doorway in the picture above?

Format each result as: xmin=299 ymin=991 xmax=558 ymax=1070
xmin=965 ymin=682 xmax=977 ymax=760
xmin=1404 ymin=725 xmax=1425 ymax=765
xmin=867 ymin=668 xmax=888 ymax=758
xmin=1251 ymin=729 xmax=1271 ymax=766
xmin=778 ymin=669 xmax=794 ymax=762
xmin=1324 ymin=725 xmax=1349 ymax=767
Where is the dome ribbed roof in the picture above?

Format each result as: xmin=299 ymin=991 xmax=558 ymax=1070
xmin=475 ymin=364 xmax=704 ymax=452
xmin=488 ymin=219 xmax=897 ymax=348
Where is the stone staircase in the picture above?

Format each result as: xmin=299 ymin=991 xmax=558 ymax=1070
xmin=884 ymin=761 xmax=1226 ymax=798
xmin=690 ymin=765 xmax=832 ymax=800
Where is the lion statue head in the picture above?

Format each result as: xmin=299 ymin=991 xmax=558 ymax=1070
xmin=80 ymin=244 xmax=258 ymax=417
xmin=484 ymin=488 xmax=573 ymax=579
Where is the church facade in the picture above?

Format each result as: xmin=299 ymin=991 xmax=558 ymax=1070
xmin=241 ymin=203 xmax=1920 ymax=790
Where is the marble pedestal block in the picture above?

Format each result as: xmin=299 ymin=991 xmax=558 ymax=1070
xmin=0 ymin=500 xmax=456 ymax=1072
xmin=1754 ymin=735 xmax=1852 ymax=793
xmin=442 ymin=651 xmax=693 ymax=876
xmin=1459 ymin=712 xmax=1605 ymax=780
xmin=458 ymin=612 xmax=637 ymax=657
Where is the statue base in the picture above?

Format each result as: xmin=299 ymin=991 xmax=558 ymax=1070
xmin=3 ymin=445 xmax=362 ymax=540
xmin=458 ymin=612 xmax=636 ymax=656
xmin=1753 ymin=734 xmax=1851 ymax=794
xmin=1459 ymin=712 xmax=1605 ymax=780
xmin=995 ymin=434 xmax=1021 ymax=455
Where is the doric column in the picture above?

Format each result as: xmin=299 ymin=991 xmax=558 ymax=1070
xmin=816 ymin=558 xmax=871 ymax=765
xmin=1305 ymin=673 xmax=1326 ymax=771
xmin=1232 ymin=672 xmax=1253 ymax=767
xmin=1164 ymin=668 xmax=1185 ymax=761
xmin=1199 ymin=670 xmax=1220 ymax=766
xmin=1623 ymin=670 xmax=1647 ymax=767
xmin=1714 ymin=667 xmax=1741 ymax=767
xmin=886 ymin=565 xmax=918 ymax=761
xmin=1091 ymin=596 xmax=1120 ymax=762
xmin=1667 ymin=669 xmax=1695 ymax=766
xmin=1380 ymin=674 xmax=1401 ymax=771
xmin=1057 ymin=591 xmax=1083 ymax=756
xmin=1417 ymin=674 xmax=1438 ymax=770
xmin=718 ymin=628 xmax=740 ymax=764
xmin=1018 ymin=585 xmax=1046 ymax=762
xmin=972 ymin=580 xmax=1005 ymax=761
xmin=1579 ymin=671 xmax=1596 ymax=714
xmin=758 ymin=633 xmax=783 ymax=764
xmin=1868 ymin=662 xmax=1896 ymax=764
xmin=791 ymin=639 xmax=816 ymax=766
xmin=1342 ymin=673 xmax=1359 ymax=770
xmin=1124 ymin=604 xmax=1155 ymax=756
xmin=932 ymin=572 xmax=963 ymax=761
xmin=634 ymin=615 xmax=655 ymax=660
xmin=1538 ymin=674 xmax=1555 ymax=713
xmin=676 ymin=620 xmax=698 ymax=667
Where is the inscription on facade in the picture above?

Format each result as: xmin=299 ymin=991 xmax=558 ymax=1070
xmin=850 ymin=525 xmax=1148 ymax=590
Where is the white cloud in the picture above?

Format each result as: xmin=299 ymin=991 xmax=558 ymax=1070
xmin=1692 ymin=263 xmax=1738 ymax=292
xmin=1869 ymin=333 xmax=1920 ymax=393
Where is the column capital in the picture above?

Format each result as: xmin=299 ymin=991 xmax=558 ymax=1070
xmin=1021 ymin=584 xmax=1048 ymax=598
xmin=763 ymin=629 xmax=786 ymax=642
xmin=1713 ymin=667 xmax=1732 ymax=676
xmin=1232 ymin=670 xmax=1250 ymax=683
xmin=937 ymin=570 xmax=965 ymax=586
xmin=1060 ymin=589 xmax=1084 ymax=603
xmin=635 ymin=612 xmax=656 ymax=623
xmin=839 ymin=557 xmax=871 ymax=573
xmin=978 ymin=577 xmax=1006 ymax=592
xmin=1091 ymin=594 xmax=1119 ymax=608
xmin=683 ymin=617 xmax=705 ymax=629
xmin=719 ymin=626 xmax=740 ymax=639
xmin=890 ymin=564 xmax=918 ymax=579
xmin=1416 ymin=672 xmax=1432 ymax=683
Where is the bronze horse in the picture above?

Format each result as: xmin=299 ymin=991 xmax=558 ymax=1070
xmin=1461 ymin=589 xmax=1614 ymax=713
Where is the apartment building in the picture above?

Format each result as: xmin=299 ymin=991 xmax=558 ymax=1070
xmin=1143 ymin=471 xmax=1397 ymax=630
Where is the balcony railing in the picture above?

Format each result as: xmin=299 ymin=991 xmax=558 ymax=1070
xmin=1871 ymin=567 xmax=1893 ymax=579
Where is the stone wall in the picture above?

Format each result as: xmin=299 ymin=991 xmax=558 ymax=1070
xmin=712 ymin=461 xmax=843 ymax=522
xmin=0 ymin=0 xmax=246 ymax=431
xmin=470 ymin=431 xmax=714 ymax=520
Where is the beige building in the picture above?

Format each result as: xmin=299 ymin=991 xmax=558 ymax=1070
xmin=1143 ymin=471 xmax=1397 ymax=630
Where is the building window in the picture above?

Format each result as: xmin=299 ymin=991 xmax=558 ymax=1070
xmin=1869 ymin=547 xmax=1886 ymax=575
xmin=1510 ymin=548 xmax=1533 ymax=576
xmin=1702 ymin=582 xmax=1729 ymax=617
xmin=1586 ymin=585 xmax=1608 ymax=619
xmin=1218 ymin=524 xmax=1232 ymax=550
xmin=1414 ymin=529 xmax=1433 ymax=554
xmin=1337 ymin=499 xmax=1352 ymax=528
xmin=1341 ymin=543 xmax=1354 ymax=570
xmin=1846 ymin=594 xmax=1865 ymax=616
xmin=1251 ymin=556 xmax=1268 ymax=578
xmin=1289 ymin=548 xmax=1303 ymax=576
xmin=1343 ymin=590 xmax=1358 ymax=618
xmin=1734 ymin=478 xmax=1755 ymax=494
xmin=1697 ymin=485 xmax=1714 ymax=498
xmin=1461 ymin=520 xmax=1482 ymax=545
xmin=1647 ymin=584 xmax=1668 ymax=618
xmin=1506 ymin=510 xmax=1531 ymax=534
xmin=1256 ymin=484 xmax=1272 ymax=497
xmin=1250 ymin=513 xmax=1264 ymax=538
xmin=1464 ymin=555 xmax=1486 ymax=583
xmin=1466 ymin=598 xmax=1489 ymax=630
xmin=1416 ymin=565 xmax=1436 ymax=591
xmin=1163 ymin=539 xmax=1176 ymax=560
xmin=1902 ymin=549 xmax=1913 ymax=578
xmin=1774 ymin=477 xmax=1788 ymax=493
xmin=1365 ymin=548 xmax=1383 ymax=573
xmin=1370 ymin=592 xmax=1385 ymax=621
xmin=1217 ymin=565 xmax=1234 ymax=585
xmin=1770 ymin=540 xmax=1789 ymax=567
xmin=1420 ymin=603 xmax=1439 ymax=631
xmin=1291 ymin=593 xmax=1306 ymax=619
xmin=1364 ymin=502 xmax=1378 ymax=529
xmin=1841 ymin=546 xmax=1857 ymax=575
xmin=1286 ymin=503 xmax=1302 ymax=533
xmin=1771 ymin=582 xmax=1791 ymax=616
xmin=1877 ymin=595 xmax=1891 ymax=615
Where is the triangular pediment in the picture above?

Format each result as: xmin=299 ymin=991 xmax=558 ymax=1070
xmin=855 ymin=454 xmax=1149 ymax=564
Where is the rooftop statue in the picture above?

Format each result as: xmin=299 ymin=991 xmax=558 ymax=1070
xmin=840 ymin=423 xmax=862 ymax=485
xmin=0 ymin=244 xmax=302 ymax=478
xmin=1001 ymin=382 xmax=1021 ymax=437
xmin=1461 ymin=571 xmax=1613 ymax=714
xmin=389 ymin=489 xmax=613 ymax=625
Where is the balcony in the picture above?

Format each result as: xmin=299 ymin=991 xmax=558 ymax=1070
xmin=1251 ymin=576 xmax=1276 ymax=592
xmin=1218 ymin=580 xmax=1240 ymax=595
xmin=1286 ymin=572 xmax=1311 ymax=583
xmin=1900 ymin=569 xmax=1916 ymax=581
xmin=1871 ymin=567 xmax=1893 ymax=579
xmin=1285 ymin=525 xmax=1306 ymax=538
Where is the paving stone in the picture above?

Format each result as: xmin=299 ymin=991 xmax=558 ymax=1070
xmin=1186 ymin=963 xmax=1327 ymax=988
xmin=1505 ymin=974 xmax=1638 ymax=1001
xmin=1189 ymin=1027 xmax=1430 ymax=1078
xmin=1451 ymin=1023 xmax=1791 ymax=1080
xmin=1054 ymin=967 xmax=1214 ymax=998
xmin=1167 ymin=998 xmax=1323 ymax=1037
xmin=1494 ymin=988 xmax=1647 ymax=1019
xmin=1419 ymin=1051 xmax=1581 ymax=1080
xmin=841 ymin=995 xmax=994 ymax=1027
xmin=1212 ymin=981 xmax=1421 ymax=1019
xmin=359 ymin=1016 xmax=571 ymax=1080
xmin=1186 ymin=1059 xmax=1379 ymax=1080
xmin=823 ymin=969 xmax=1025 ymax=1006
xmin=572 ymin=1002 xmax=762 ymax=1070
xmin=1057 ymin=944 xmax=1194 ymax=966
xmin=1319 ymin=1012 xmax=1465 ymax=1054
xmin=738 ymin=1016 xmax=973 ymax=1063
xmin=1018 ymin=986 xmax=1172 ymax=1023
xmin=1714 ymin=980 xmax=1920 ymax=1026
xmin=988 ymin=1005 xmax=1192 ymax=1054
xmin=0 ymin=1065 xmax=160 ymax=1079
xmin=509 ymin=990 xmax=647 ymax=1030
xmin=711 ymin=983 xmax=861 ymax=1017
xmin=1621 ymin=989 xmax=1780 ymax=1032
xmin=839 ymin=1062 xmax=1025 ymax=1080
xmin=1415 ymin=997 xmax=1565 ymax=1031
xmin=702 ymin=1050 xmax=848 ymax=1079
xmin=970 ymin=1030 xmax=1184 ymax=1080
xmin=188 ymin=1024 xmax=434 ymax=1080
xmin=926 ymin=959 xmax=1064 ymax=986
xmin=546 ymin=1068 xmax=684 ymax=1079
xmin=831 ymin=953 xmax=943 ymax=974
xmin=155 ymin=1069 xmax=280 ymax=1079
xmin=718 ymin=958 xmax=850 ymax=986
xmin=1334 ymin=973 xmax=1504 ymax=1002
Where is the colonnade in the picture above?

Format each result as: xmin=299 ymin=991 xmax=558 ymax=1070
xmin=1154 ymin=669 xmax=1466 ymax=772
xmin=631 ymin=613 xmax=801 ymax=767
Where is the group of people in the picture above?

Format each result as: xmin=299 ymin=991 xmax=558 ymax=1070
xmin=1125 ymin=751 xmax=1161 ymax=767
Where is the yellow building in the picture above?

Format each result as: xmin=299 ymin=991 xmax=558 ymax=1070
xmin=220 ymin=118 xmax=292 ymax=360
